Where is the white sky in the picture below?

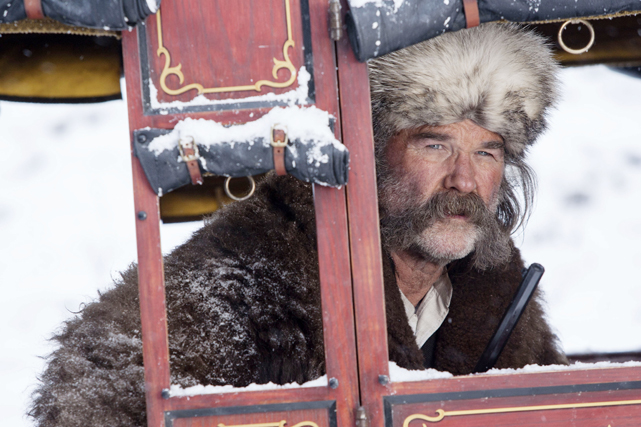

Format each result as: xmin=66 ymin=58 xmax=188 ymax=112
xmin=1 ymin=65 xmax=641 ymax=426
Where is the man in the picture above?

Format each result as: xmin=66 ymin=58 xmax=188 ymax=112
xmin=29 ymin=23 xmax=567 ymax=427
xmin=368 ymin=22 xmax=566 ymax=370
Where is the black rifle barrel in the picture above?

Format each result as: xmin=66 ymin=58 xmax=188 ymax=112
xmin=473 ymin=263 xmax=545 ymax=373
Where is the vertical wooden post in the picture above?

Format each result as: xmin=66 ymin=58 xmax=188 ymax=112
xmin=123 ymin=26 xmax=171 ymax=426
xmin=336 ymin=3 xmax=390 ymax=427
xmin=130 ymin=155 xmax=170 ymax=427
xmin=313 ymin=185 xmax=360 ymax=427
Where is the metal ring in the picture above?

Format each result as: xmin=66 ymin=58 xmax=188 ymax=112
xmin=558 ymin=19 xmax=595 ymax=55
xmin=224 ymin=176 xmax=256 ymax=202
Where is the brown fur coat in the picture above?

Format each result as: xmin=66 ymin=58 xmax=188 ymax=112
xmin=29 ymin=174 xmax=566 ymax=427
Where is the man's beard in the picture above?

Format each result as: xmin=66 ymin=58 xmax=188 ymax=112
xmin=379 ymin=181 xmax=512 ymax=270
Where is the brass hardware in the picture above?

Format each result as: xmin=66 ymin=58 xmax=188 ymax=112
xmin=271 ymin=123 xmax=289 ymax=148
xmin=329 ymin=0 xmax=342 ymax=41
xmin=155 ymin=0 xmax=297 ymax=96
xmin=403 ymin=398 xmax=641 ymax=424
xmin=218 ymin=421 xmax=319 ymax=427
xmin=224 ymin=176 xmax=256 ymax=202
xmin=558 ymin=19 xmax=595 ymax=55
xmin=356 ymin=406 xmax=369 ymax=427
xmin=178 ymin=136 xmax=199 ymax=162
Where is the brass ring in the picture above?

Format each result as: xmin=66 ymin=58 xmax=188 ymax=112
xmin=224 ymin=176 xmax=256 ymax=201
xmin=558 ymin=19 xmax=595 ymax=55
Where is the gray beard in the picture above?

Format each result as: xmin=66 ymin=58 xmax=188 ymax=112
xmin=378 ymin=179 xmax=512 ymax=270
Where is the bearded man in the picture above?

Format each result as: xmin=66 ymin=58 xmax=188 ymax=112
xmin=29 ymin=23 xmax=567 ymax=427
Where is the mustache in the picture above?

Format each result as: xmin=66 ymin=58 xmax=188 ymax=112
xmin=421 ymin=191 xmax=490 ymax=225
xmin=397 ymin=191 xmax=493 ymax=237
xmin=380 ymin=190 xmax=492 ymax=248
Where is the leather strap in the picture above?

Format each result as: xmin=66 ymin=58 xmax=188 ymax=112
xmin=185 ymin=157 xmax=203 ymax=185
xmin=179 ymin=138 xmax=203 ymax=185
xmin=25 ymin=0 xmax=45 ymax=19
xmin=462 ymin=0 xmax=480 ymax=28
xmin=272 ymin=128 xmax=287 ymax=176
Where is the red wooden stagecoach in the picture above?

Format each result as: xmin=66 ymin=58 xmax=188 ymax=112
xmin=3 ymin=0 xmax=641 ymax=426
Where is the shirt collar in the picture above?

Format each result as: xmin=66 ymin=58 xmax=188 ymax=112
xmin=400 ymin=270 xmax=453 ymax=348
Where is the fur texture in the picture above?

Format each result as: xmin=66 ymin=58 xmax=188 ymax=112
xmin=369 ymin=23 xmax=559 ymax=159
xmin=29 ymin=175 xmax=566 ymax=427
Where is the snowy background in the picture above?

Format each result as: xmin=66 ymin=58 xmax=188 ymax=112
xmin=2 ymin=65 xmax=641 ymax=425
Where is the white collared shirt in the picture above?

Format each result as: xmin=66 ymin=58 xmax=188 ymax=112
xmin=400 ymin=271 xmax=453 ymax=348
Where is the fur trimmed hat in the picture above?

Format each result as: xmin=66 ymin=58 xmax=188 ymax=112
xmin=368 ymin=23 xmax=559 ymax=159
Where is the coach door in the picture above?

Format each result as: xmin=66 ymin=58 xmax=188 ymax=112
xmin=122 ymin=1 xmax=362 ymax=426
xmin=343 ymin=13 xmax=641 ymax=427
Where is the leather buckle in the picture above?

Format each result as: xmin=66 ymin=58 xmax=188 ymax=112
xmin=178 ymin=136 xmax=203 ymax=185
xmin=271 ymin=124 xmax=288 ymax=176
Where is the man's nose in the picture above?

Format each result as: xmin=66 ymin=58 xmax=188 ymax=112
xmin=444 ymin=153 xmax=476 ymax=193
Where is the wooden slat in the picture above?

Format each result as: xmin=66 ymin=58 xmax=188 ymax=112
xmin=308 ymin=0 xmax=360 ymax=423
xmin=391 ymin=365 xmax=641 ymax=396
xmin=131 ymin=154 xmax=171 ymax=427
xmin=313 ymin=185 xmax=360 ymax=427
xmin=165 ymin=386 xmax=331 ymax=412
xmin=335 ymin=2 xmax=389 ymax=427
xmin=123 ymin=24 xmax=171 ymax=427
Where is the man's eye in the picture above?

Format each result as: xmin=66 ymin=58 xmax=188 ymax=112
xmin=477 ymin=150 xmax=493 ymax=157
xmin=426 ymin=144 xmax=442 ymax=150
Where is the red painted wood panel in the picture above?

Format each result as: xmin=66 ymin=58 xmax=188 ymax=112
xmin=391 ymin=388 xmax=641 ymax=427
xmin=125 ymin=0 xmax=339 ymax=127
xmin=144 ymin=0 xmax=305 ymax=103
xmin=173 ymin=407 xmax=329 ymax=427
xmin=165 ymin=387 xmax=330 ymax=412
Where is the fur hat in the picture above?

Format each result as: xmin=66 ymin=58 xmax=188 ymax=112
xmin=368 ymin=23 xmax=559 ymax=159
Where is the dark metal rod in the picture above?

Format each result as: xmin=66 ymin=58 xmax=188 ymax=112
xmin=474 ymin=263 xmax=545 ymax=373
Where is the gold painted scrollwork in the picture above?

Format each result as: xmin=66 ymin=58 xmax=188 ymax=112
xmin=403 ymin=399 xmax=641 ymax=424
xmin=155 ymin=0 xmax=297 ymax=96
xmin=402 ymin=411 xmax=445 ymax=426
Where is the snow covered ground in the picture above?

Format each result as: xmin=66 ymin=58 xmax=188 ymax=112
xmin=1 ymin=65 xmax=641 ymax=426
xmin=517 ymin=66 xmax=641 ymax=354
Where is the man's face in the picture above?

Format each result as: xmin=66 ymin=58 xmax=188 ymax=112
xmin=379 ymin=119 xmax=509 ymax=266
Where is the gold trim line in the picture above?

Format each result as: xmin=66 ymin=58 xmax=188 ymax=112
xmin=218 ymin=421 xmax=319 ymax=427
xmin=403 ymin=399 xmax=641 ymax=424
xmin=155 ymin=0 xmax=297 ymax=96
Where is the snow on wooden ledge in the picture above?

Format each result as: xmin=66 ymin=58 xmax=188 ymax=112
xmin=389 ymin=362 xmax=454 ymax=382
xmin=148 ymin=105 xmax=343 ymax=156
xmin=389 ymin=360 xmax=641 ymax=383
xmin=481 ymin=360 xmax=641 ymax=376
xmin=167 ymin=375 xmax=329 ymax=398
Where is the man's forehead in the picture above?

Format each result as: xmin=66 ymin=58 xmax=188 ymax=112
xmin=406 ymin=121 xmax=505 ymax=148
